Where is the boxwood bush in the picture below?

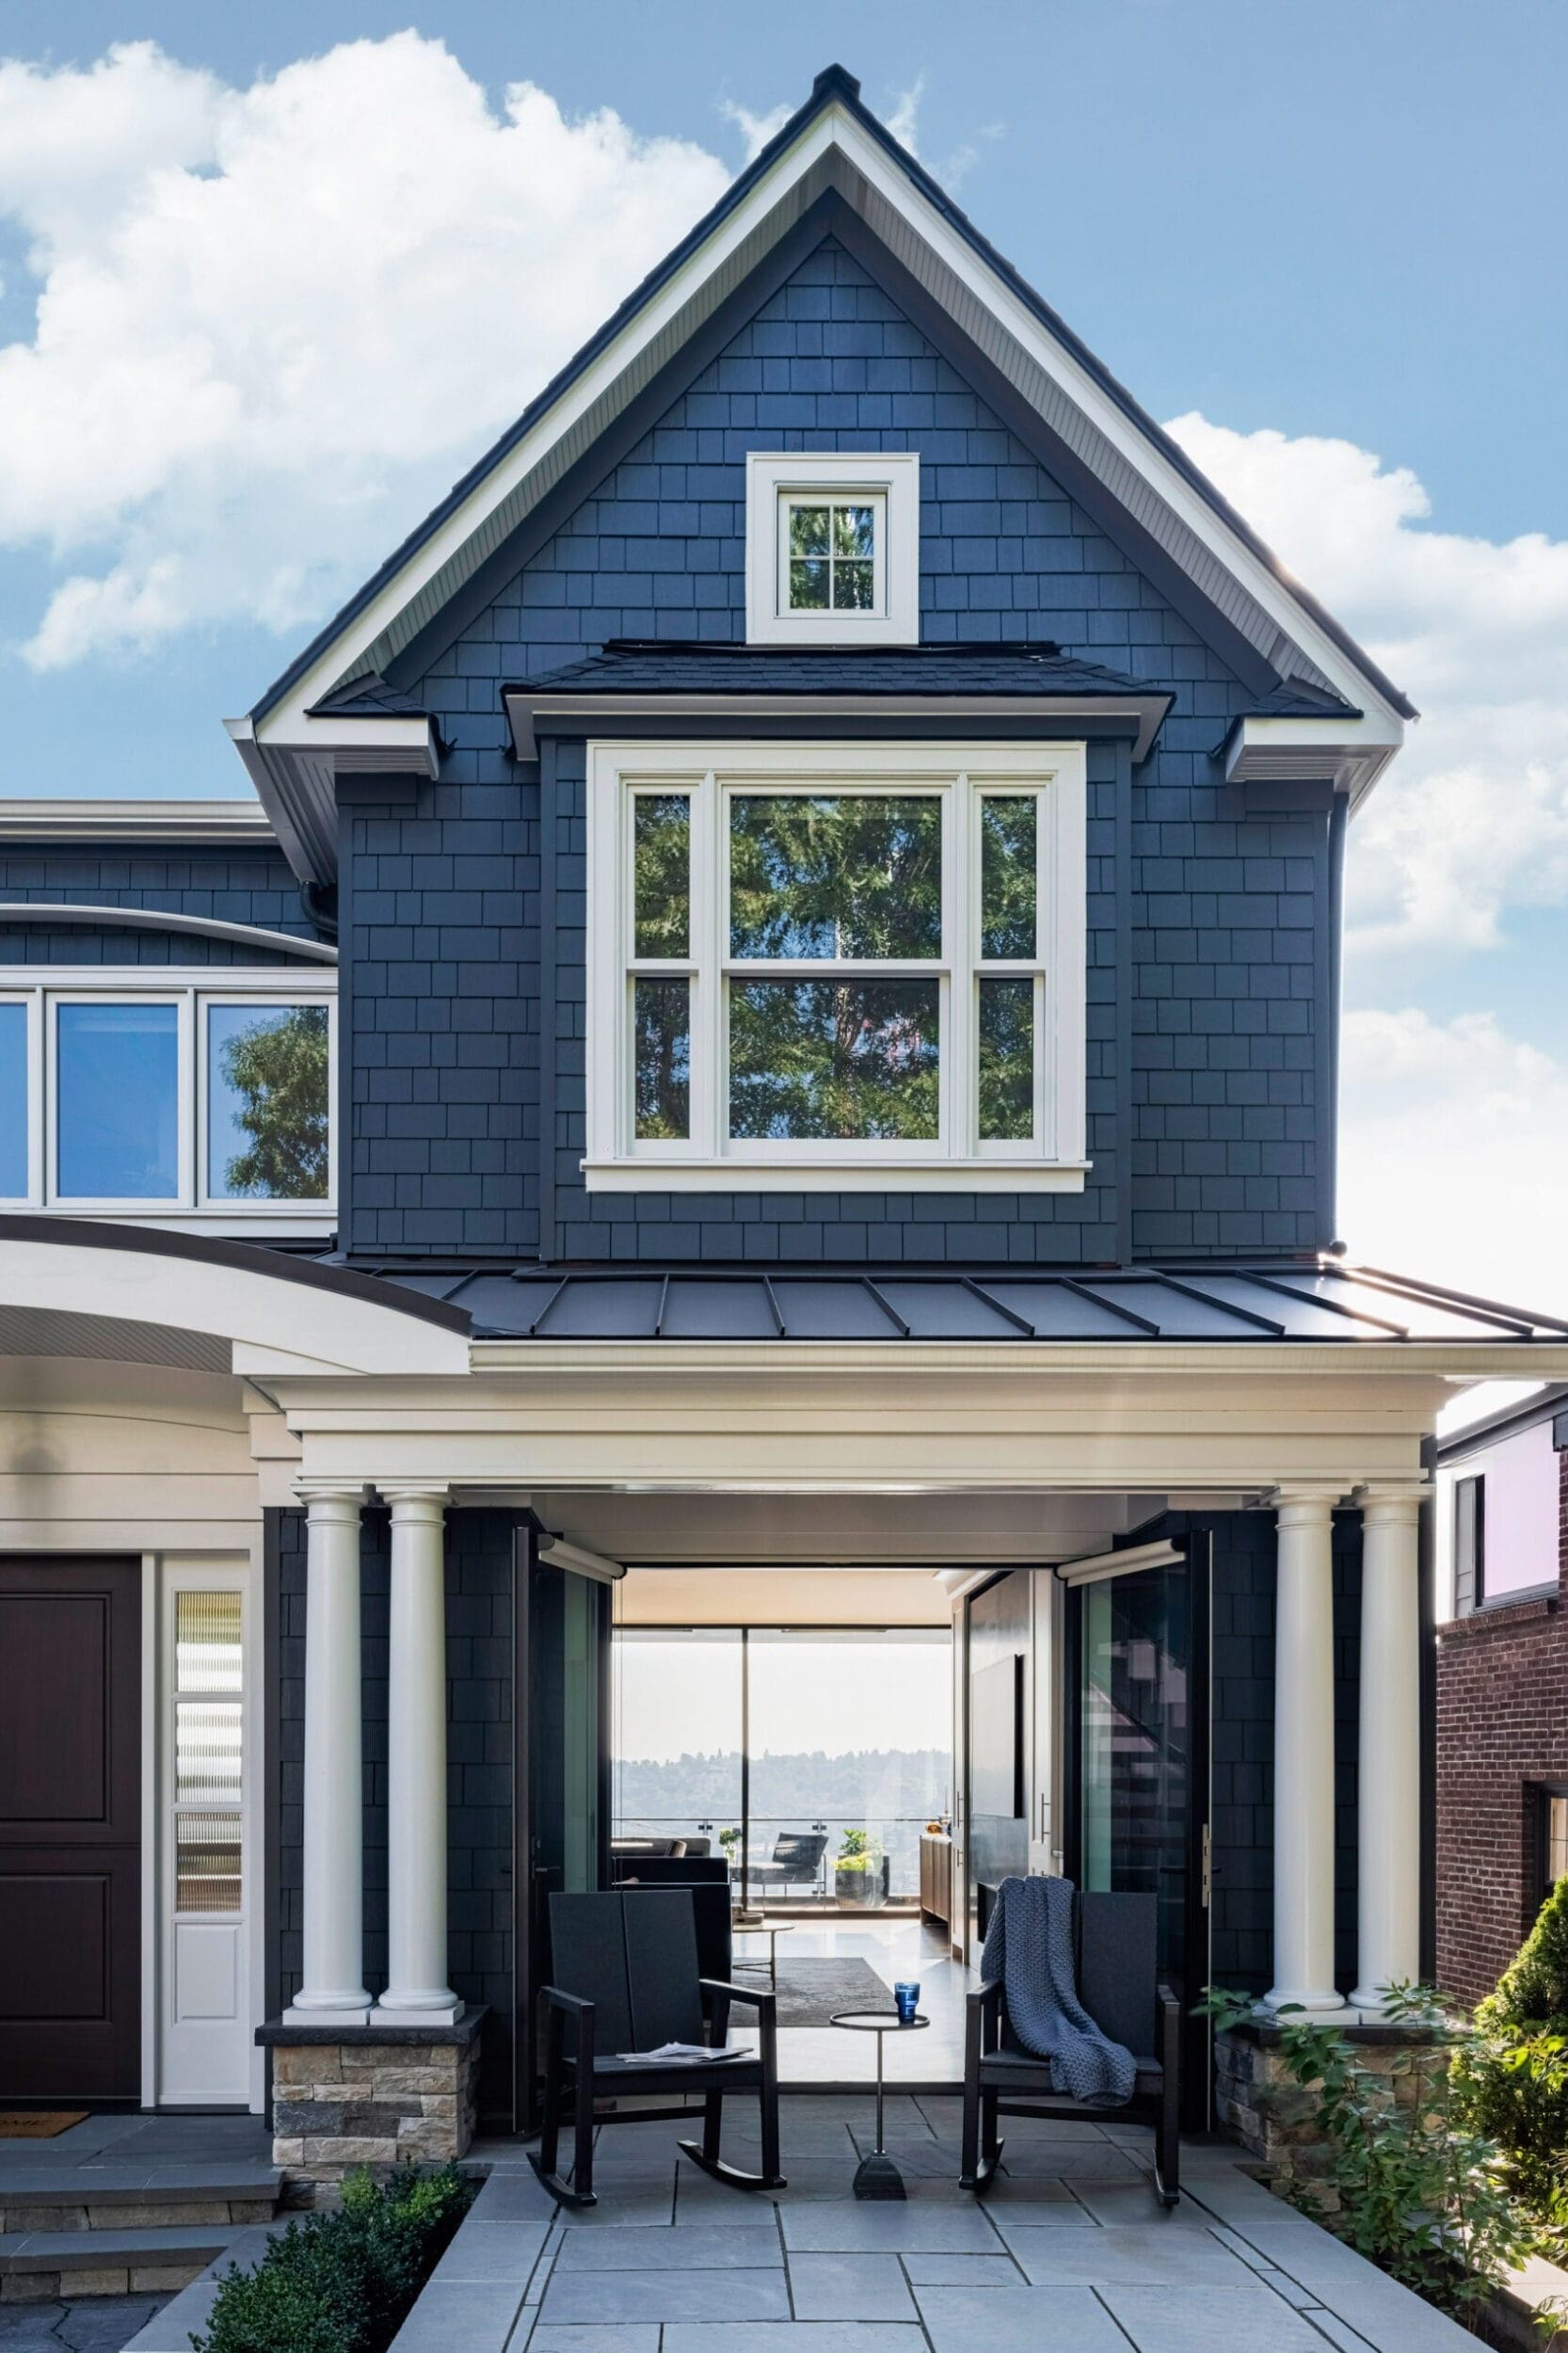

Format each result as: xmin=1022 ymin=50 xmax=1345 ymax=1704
xmin=194 ymin=2164 xmax=474 ymax=2353
xmin=1452 ymin=1874 xmax=1568 ymax=2249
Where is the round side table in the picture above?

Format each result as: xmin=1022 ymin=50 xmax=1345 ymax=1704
xmin=732 ymin=1919 xmax=793 ymax=1990
xmin=828 ymin=2009 xmax=930 ymax=2200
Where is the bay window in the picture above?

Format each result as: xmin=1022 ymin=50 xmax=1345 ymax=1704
xmin=0 ymin=972 xmax=333 ymax=1223
xmin=586 ymin=741 xmax=1087 ymax=1191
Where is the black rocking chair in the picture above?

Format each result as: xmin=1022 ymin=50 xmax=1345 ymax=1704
xmin=530 ymin=1887 xmax=785 ymax=2208
xmin=960 ymin=1887 xmax=1181 ymax=2205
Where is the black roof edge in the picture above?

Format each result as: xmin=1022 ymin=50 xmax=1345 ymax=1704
xmin=0 ymin=1212 xmax=472 ymax=1335
xmin=592 ymin=637 xmax=1065 ymax=659
xmin=1435 ymin=1382 xmax=1568 ymax=1460
xmin=247 ymin=60 xmax=1417 ymax=734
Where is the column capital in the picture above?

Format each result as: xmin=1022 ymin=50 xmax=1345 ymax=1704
xmin=376 ymin=1483 xmax=450 ymax=1518
xmin=1352 ymin=1483 xmax=1427 ymax=1525
xmin=294 ymin=1480 xmax=371 ymax=1515
xmin=1268 ymin=1486 xmax=1343 ymax=1523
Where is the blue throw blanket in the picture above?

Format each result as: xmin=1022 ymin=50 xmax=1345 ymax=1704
xmin=980 ymin=1875 xmax=1136 ymax=2107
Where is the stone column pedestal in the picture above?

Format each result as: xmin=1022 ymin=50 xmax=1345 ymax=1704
xmin=1215 ymin=2018 xmax=1450 ymax=2210
xmin=257 ymin=2009 xmax=485 ymax=2198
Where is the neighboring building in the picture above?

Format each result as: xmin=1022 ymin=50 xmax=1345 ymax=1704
xmin=1435 ymin=1388 xmax=1568 ymax=2008
xmin=2 ymin=64 xmax=1566 ymax=2153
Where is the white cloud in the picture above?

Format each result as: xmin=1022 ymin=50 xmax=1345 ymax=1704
xmin=719 ymin=98 xmax=792 ymax=163
xmin=1339 ymin=1007 xmax=1568 ymax=1313
xmin=0 ymin=35 xmax=730 ymax=666
xmin=1165 ymin=413 xmax=1568 ymax=958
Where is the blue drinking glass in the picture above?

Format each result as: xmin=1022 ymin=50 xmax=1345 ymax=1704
xmin=894 ymin=1979 xmax=920 ymax=2024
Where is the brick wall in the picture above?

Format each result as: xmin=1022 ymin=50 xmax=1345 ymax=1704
xmin=1434 ymin=1446 xmax=1568 ymax=2008
xmin=342 ymin=231 xmax=1337 ymax=1262
xmin=0 ymin=841 xmax=320 ymax=963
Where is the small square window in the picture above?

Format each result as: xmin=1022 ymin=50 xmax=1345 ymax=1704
xmin=746 ymin=454 xmax=919 ymax=645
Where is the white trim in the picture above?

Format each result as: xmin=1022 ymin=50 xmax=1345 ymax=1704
xmin=139 ymin=1551 xmax=158 ymax=2110
xmin=1055 ymin=1538 xmax=1185 ymax=1587
xmin=0 ymin=800 xmax=276 ymax=845
xmin=744 ymin=452 xmax=920 ymax=645
xmin=0 ymin=969 xmax=336 ymax=1222
xmin=537 ymin=1533 xmax=627 ymax=1583
xmin=243 ymin=98 xmax=1405 ymax=783
xmin=0 ymin=905 xmax=335 ymax=962
xmin=585 ymin=738 xmax=1087 ymax=1190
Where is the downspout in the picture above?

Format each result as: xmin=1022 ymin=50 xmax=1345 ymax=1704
xmin=1324 ymin=790 xmax=1348 ymax=1249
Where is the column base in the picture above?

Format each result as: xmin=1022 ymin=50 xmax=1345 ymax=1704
xmin=1260 ymin=1986 xmax=1346 ymax=2014
xmin=283 ymin=2002 xmax=370 ymax=2026
xmin=1348 ymin=1983 xmax=1412 ymax=2015
xmin=374 ymin=1999 xmax=462 ymax=2027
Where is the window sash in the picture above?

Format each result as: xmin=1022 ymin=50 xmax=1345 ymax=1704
xmin=605 ymin=749 xmax=1082 ymax=1174
xmin=776 ymin=492 xmax=887 ymax=619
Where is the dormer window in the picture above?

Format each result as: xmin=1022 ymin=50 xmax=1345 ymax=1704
xmin=746 ymin=454 xmax=919 ymax=646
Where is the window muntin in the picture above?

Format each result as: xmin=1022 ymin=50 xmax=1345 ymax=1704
xmin=780 ymin=495 xmax=882 ymax=615
xmin=0 ymin=974 xmax=333 ymax=1216
xmin=744 ymin=454 xmax=919 ymax=647
xmin=593 ymin=743 xmax=1087 ymax=1185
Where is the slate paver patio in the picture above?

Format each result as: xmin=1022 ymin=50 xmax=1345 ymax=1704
xmin=378 ymin=2091 xmax=1487 ymax=2350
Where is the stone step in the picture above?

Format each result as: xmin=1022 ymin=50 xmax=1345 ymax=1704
xmin=0 ymin=2223 xmax=245 ymax=2303
xmin=0 ymin=2165 xmax=281 ymax=2235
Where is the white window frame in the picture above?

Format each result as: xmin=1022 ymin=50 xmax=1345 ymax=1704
xmin=0 ymin=966 xmax=336 ymax=1232
xmin=745 ymin=453 xmax=920 ymax=646
xmin=585 ymin=739 xmax=1088 ymax=1193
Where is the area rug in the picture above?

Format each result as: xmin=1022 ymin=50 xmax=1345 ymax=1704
xmin=0 ymin=2111 xmax=88 ymax=2138
xmin=756 ymin=1957 xmax=895 ymax=2029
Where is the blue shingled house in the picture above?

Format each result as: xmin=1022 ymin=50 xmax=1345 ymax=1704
xmin=1 ymin=64 xmax=1564 ymax=2157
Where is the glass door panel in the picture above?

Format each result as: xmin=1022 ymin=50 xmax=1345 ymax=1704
xmin=611 ymin=1629 xmax=744 ymax=1869
xmin=1077 ymin=1561 xmax=1191 ymax=1993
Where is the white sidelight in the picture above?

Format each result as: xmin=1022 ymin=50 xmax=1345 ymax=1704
xmin=287 ymin=1485 xmax=371 ymax=2023
xmin=1265 ymin=1490 xmax=1346 ymax=2013
xmin=1351 ymin=1487 xmax=1424 ymax=2011
xmin=376 ymin=1486 xmax=458 ymax=2025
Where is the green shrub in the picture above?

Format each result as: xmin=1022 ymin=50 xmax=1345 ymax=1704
xmin=1452 ymin=1875 xmax=1568 ymax=2250
xmin=194 ymin=2164 xmax=474 ymax=2353
xmin=1199 ymin=1984 xmax=1540 ymax=2324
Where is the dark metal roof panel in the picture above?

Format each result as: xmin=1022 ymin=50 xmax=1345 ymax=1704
xmin=659 ymin=1278 xmax=781 ymax=1339
xmin=771 ymin=1279 xmax=904 ymax=1338
xmin=875 ymin=1280 xmax=1022 ymax=1340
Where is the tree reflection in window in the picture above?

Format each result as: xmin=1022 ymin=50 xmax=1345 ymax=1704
xmin=208 ymin=1004 xmax=329 ymax=1200
xmin=729 ymin=979 xmax=939 ymax=1141
xmin=729 ymin=795 xmax=941 ymax=959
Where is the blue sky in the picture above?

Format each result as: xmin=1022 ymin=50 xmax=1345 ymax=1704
xmin=0 ymin=0 xmax=1562 ymax=1304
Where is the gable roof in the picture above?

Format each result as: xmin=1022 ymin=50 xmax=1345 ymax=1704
xmin=232 ymin=62 xmax=1410 ymax=881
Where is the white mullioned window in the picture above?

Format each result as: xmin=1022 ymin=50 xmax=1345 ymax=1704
xmin=745 ymin=454 xmax=920 ymax=646
xmin=584 ymin=740 xmax=1088 ymax=1193
xmin=0 ymin=968 xmax=335 ymax=1227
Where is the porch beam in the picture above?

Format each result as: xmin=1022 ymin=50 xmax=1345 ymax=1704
xmin=1264 ymin=1488 xmax=1346 ymax=2014
xmin=1351 ymin=1485 xmax=1423 ymax=2010
xmin=286 ymin=1483 xmax=371 ymax=2024
xmin=376 ymin=1484 xmax=459 ymax=2025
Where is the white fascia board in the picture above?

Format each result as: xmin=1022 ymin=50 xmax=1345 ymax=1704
xmin=243 ymin=98 xmax=1403 ymax=771
xmin=227 ymin=712 xmax=438 ymax=887
xmin=0 ymin=799 xmax=274 ymax=845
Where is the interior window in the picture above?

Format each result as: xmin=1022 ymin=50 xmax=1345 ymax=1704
xmin=56 ymin=1000 xmax=179 ymax=1198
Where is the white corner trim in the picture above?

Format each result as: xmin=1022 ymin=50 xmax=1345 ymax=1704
xmin=0 ymin=905 xmax=337 ymax=962
xmin=744 ymin=451 xmax=920 ymax=646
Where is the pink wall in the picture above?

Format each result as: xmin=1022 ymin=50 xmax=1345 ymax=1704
xmin=1477 ymin=1419 xmax=1561 ymax=1599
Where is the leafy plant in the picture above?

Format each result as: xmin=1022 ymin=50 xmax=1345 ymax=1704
xmin=1452 ymin=1874 xmax=1568 ymax=2253
xmin=1199 ymin=1984 xmax=1540 ymax=2324
xmin=194 ymin=2163 xmax=473 ymax=2353
xmin=836 ymin=1828 xmax=883 ymax=1871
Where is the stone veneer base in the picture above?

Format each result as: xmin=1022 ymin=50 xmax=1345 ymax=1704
xmin=256 ymin=2006 xmax=485 ymax=2192
xmin=1215 ymin=2017 xmax=1451 ymax=2211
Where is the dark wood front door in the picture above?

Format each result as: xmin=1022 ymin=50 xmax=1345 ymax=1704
xmin=0 ymin=1558 xmax=141 ymax=2104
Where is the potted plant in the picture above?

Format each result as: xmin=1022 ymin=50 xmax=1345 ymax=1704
xmin=835 ymin=1828 xmax=887 ymax=1911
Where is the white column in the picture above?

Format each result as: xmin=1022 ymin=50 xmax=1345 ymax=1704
xmin=376 ymin=1486 xmax=458 ymax=2024
xmin=1351 ymin=1487 xmax=1423 ymax=2011
xmin=1265 ymin=1490 xmax=1346 ymax=2012
xmin=286 ymin=1485 xmax=371 ymax=2023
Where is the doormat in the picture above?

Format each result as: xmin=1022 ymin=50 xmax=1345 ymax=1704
xmin=0 ymin=2111 xmax=88 ymax=2138
xmin=766 ymin=1958 xmax=894 ymax=2029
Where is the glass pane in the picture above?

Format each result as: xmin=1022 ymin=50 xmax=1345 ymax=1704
xmin=832 ymin=560 xmax=874 ymax=610
xmin=613 ymin=1629 xmax=744 ymax=1872
xmin=978 ymin=979 xmax=1034 ymax=1142
xmin=788 ymin=504 xmax=830 ymax=556
xmin=832 ymin=504 xmax=876 ymax=559
xmin=176 ymin=1814 xmax=241 ymax=1913
xmin=206 ymin=1004 xmax=328 ymax=1201
xmin=789 ymin=558 xmax=829 ymax=610
xmin=1079 ymin=1563 xmax=1190 ymax=1992
xmin=56 ymin=1001 xmax=178 ymax=1198
xmin=729 ymin=795 xmax=942 ymax=959
xmin=980 ymin=797 xmax=1037 ymax=959
xmin=632 ymin=793 xmax=690 ymax=958
xmin=176 ymin=1590 xmax=242 ymax=1692
xmin=633 ymin=978 xmax=690 ymax=1140
xmin=0 ymin=1003 xmax=25 ymax=1197
xmin=746 ymin=1631 xmax=950 ymax=1910
xmin=176 ymin=1700 xmax=242 ymax=1803
xmin=728 ymin=978 xmax=939 ymax=1141
xmin=1549 ymin=1795 xmax=1568 ymax=1890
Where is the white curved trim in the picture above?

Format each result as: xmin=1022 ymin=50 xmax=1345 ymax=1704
xmin=0 ymin=904 xmax=336 ymax=962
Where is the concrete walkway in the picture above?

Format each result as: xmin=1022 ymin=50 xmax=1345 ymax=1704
xmin=380 ymin=2093 xmax=1480 ymax=2352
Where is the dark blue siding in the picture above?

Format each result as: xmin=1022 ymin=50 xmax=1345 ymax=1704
xmin=0 ymin=842 xmax=320 ymax=966
xmin=340 ymin=233 xmax=1335 ymax=1262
